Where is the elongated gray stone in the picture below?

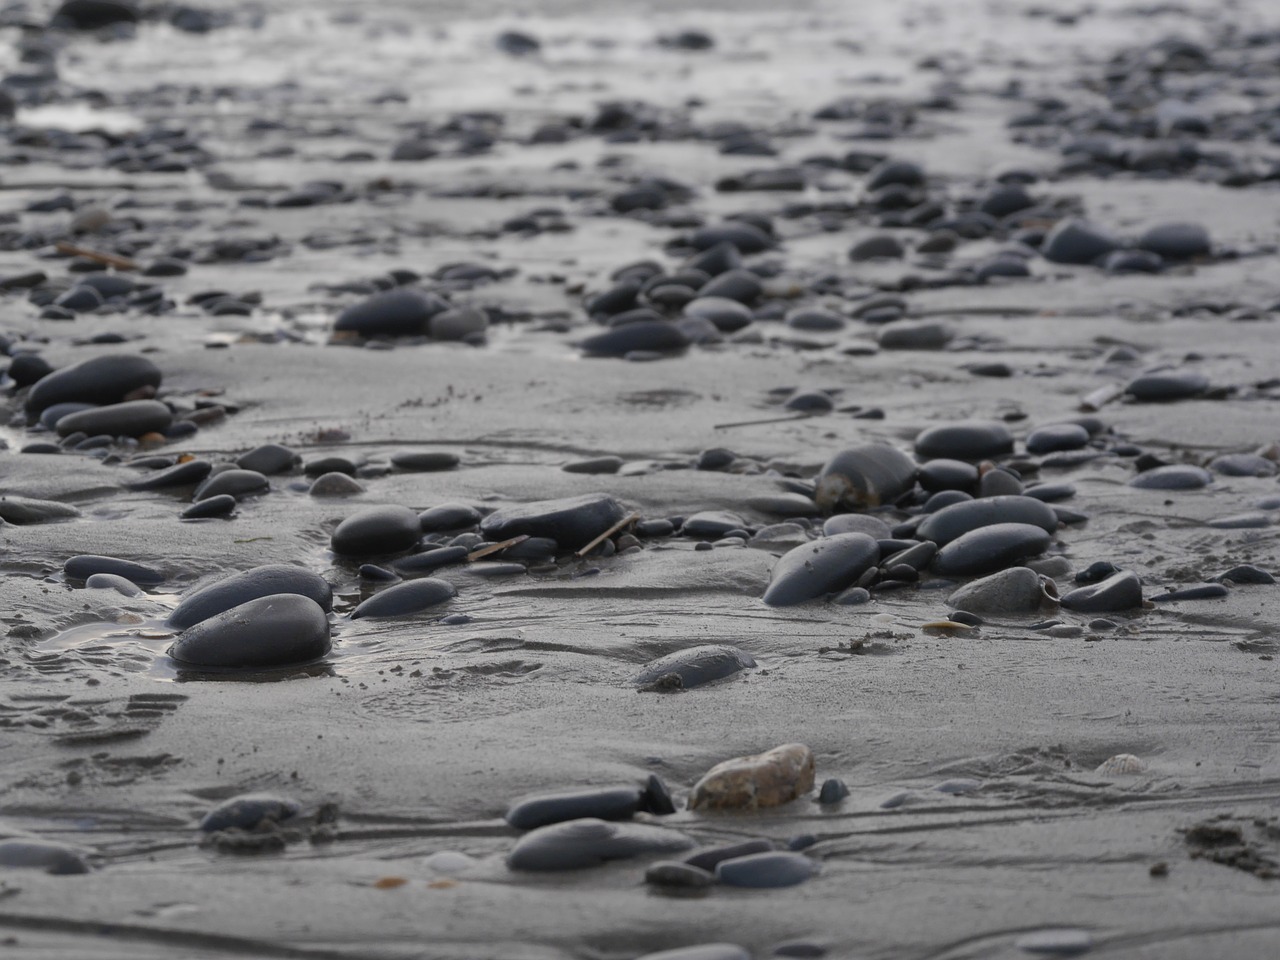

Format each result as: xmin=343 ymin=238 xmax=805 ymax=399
xmin=948 ymin=567 xmax=1057 ymax=616
xmin=633 ymin=645 xmax=756 ymax=689
xmin=480 ymin=493 xmax=626 ymax=550
xmin=932 ymin=523 xmax=1052 ymax=577
xmin=914 ymin=421 xmax=1013 ymax=461
xmin=350 ymin=577 xmax=455 ymax=619
xmin=125 ymin=458 xmax=213 ymax=491
xmin=55 ymin=399 xmax=172 ymax=439
xmin=333 ymin=288 xmax=447 ymax=337
xmin=169 ymin=564 xmax=333 ymax=630
xmin=194 ymin=469 xmax=270 ymax=502
xmin=0 ymin=496 xmax=80 ymax=524
xmin=1059 ymin=571 xmax=1144 ymax=613
xmin=199 ymin=793 xmax=301 ymax=832
xmin=331 ymin=505 xmax=422 ymax=556
xmin=505 ymin=787 xmax=644 ymax=830
xmin=64 ymin=555 xmax=163 ymax=585
xmin=763 ymin=533 xmax=880 ymax=606
xmin=168 ymin=594 xmax=330 ymax=669
xmin=0 ymin=838 xmax=90 ymax=874
xmin=506 ymin=818 xmax=693 ymax=871
xmin=1129 ymin=465 xmax=1212 ymax=490
xmin=715 ymin=851 xmax=817 ymax=888
xmin=917 ymin=496 xmax=1058 ymax=547
xmin=25 ymin=353 xmax=161 ymax=418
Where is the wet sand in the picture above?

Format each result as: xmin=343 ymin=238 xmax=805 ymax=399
xmin=2 ymin=0 xmax=1280 ymax=957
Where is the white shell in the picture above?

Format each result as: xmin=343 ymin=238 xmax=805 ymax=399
xmin=1095 ymin=753 xmax=1147 ymax=776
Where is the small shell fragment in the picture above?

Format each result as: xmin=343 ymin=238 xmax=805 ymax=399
xmin=1095 ymin=753 xmax=1147 ymax=776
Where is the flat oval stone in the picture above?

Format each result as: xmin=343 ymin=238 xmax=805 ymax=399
xmin=25 ymin=353 xmax=162 ymax=418
xmin=700 ymin=270 xmax=762 ymax=303
xmin=55 ymin=399 xmax=172 ymax=439
xmin=1059 ymin=571 xmax=1144 ymax=612
xmin=391 ymin=450 xmax=459 ymax=472
xmin=393 ymin=545 xmax=469 ymax=574
xmin=0 ymin=496 xmax=80 ymax=524
xmin=333 ymin=288 xmax=447 ymax=337
xmin=683 ymin=296 xmax=753 ymax=333
xmin=480 ymin=493 xmax=626 ymax=550
xmin=1136 ymin=222 xmax=1210 ymax=260
xmin=562 ymin=456 xmax=624 ymax=475
xmin=199 ymin=793 xmax=301 ymax=832
xmin=688 ymin=743 xmax=815 ymax=811
xmin=181 ymin=494 xmax=236 ymax=519
xmin=918 ymin=459 xmax=980 ymax=493
xmin=644 ymin=860 xmax=717 ymax=889
xmin=350 ymin=577 xmax=455 ymax=619
xmin=1026 ymin=423 xmax=1090 ymax=455
xmin=419 ymin=502 xmax=483 ymax=531
xmin=877 ymin=320 xmax=954 ymax=350
xmin=84 ymin=573 xmax=142 ymax=596
xmin=682 ymin=511 xmax=747 ymax=538
xmin=505 ymin=786 xmax=644 ymax=830
xmin=948 ymin=567 xmax=1057 ymax=616
xmin=715 ymin=851 xmax=817 ymax=888
xmin=578 ymin=320 xmax=691 ymax=357
xmin=1129 ymin=465 xmax=1212 ymax=490
xmin=309 ymin=472 xmax=366 ymax=497
xmin=1215 ymin=564 xmax=1275 ymax=585
xmin=685 ymin=839 xmax=775 ymax=872
xmin=1014 ymin=929 xmax=1093 ymax=957
xmin=430 ymin=306 xmax=488 ymax=341
xmin=236 ymin=444 xmax=298 ymax=475
xmin=915 ymin=421 xmax=1014 ymax=461
xmin=0 ymin=838 xmax=90 ymax=874
xmin=932 ymin=523 xmax=1052 ymax=577
xmin=1041 ymin=219 xmax=1120 ymax=265
xmin=168 ymin=594 xmax=331 ymax=669
xmin=815 ymin=444 xmax=918 ymax=510
xmin=917 ymin=495 xmax=1058 ymax=547
xmin=194 ymin=469 xmax=270 ymax=502
xmin=635 ymin=945 xmax=749 ymax=960
xmin=125 ymin=458 xmax=213 ymax=491
xmin=506 ymin=818 xmax=693 ymax=871
xmin=64 ymin=555 xmax=163 ymax=585
xmin=691 ymin=222 xmax=772 ymax=253
xmin=1125 ymin=370 xmax=1208 ymax=402
xmin=785 ymin=307 xmax=845 ymax=331
xmin=169 ymin=564 xmax=333 ymax=630
xmin=332 ymin=505 xmax=422 ymax=557
xmin=1151 ymin=583 xmax=1228 ymax=602
xmin=1209 ymin=454 xmax=1276 ymax=477
xmin=822 ymin=514 xmax=892 ymax=539
xmin=633 ymin=645 xmax=756 ymax=689
xmin=763 ymin=533 xmax=881 ymax=606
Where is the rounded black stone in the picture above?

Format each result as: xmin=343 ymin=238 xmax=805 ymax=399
xmin=236 ymin=444 xmax=299 ymax=476
xmin=26 ymin=354 xmax=162 ymax=419
xmin=168 ymin=594 xmax=331 ymax=669
xmin=350 ymin=577 xmax=456 ymax=619
xmin=126 ymin=458 xmax=213 ymax=491
xmin=914 ymin=421 xmax=1013 ymax=461
xmin=763 ymin=533 xmax=881 ymax=606
xmin=169 ymin=564 xmax=333 ymax=630
xmin=505 ymin=787 xmax=644 ymax=831
xmin=931 ymin=523 xmax=1052 ymax=577
xmin=64 ymin=555 xmax=163 ymax=585
xmin=332 ymin=505 xmax=422 ymax=557
xmin=193 ymin=469 xmax=270 ymax=502
xmin=480 ymin=494 xmax=626 ymax=550
xmin=181 ymin=494 xmax=236 ymax=519
xmin=55 ymin=400 xmax=172 ymax=439
xmin=333 ymin=288 xmax=448 ymax=338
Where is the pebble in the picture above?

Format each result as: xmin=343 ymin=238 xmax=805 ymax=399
xmin=763 ymin=533 xmax=881 ymax=606
xmin=392 ymin=545 xmax=469 ymax=575
xmin=578 ymin=320 xmax=691 ymax=357
xmin=1094 ymin=754 xmax=1147 ymax=776
xmin=917 ymin=496 xmax=1058 ymax=547
xmin=1136 ymin=222 xmax=1210 ymax=260
xmin=199 ymin=793 xmax=301 ymax=832
xmin=419 ymin=502 xmax=483 ymax=531
xmin=644 ymin=860 xmax=717 ymax=889
xmin=84 ymin=573 xmax=142 ymax=596
xmin=333 ymin=288 xmax=447 ymax=338
xmin=1059 ymin=571 xmax=1144 ymax=613
xmin=0 ymin=496 xmax=81 ymax=524
xmin=305 ymin=456 xmax=358 ymax=478
xmin=25 ymin=353 xmax=162 ymax=420
xmin=1014 ymin=929 xmax=1094 ymax=956
xmin=169 ymin=564 xmax=333 ymax=629
xmin=715 ymin=851 xmax=817 ymax=888
xmin=1150 ymin=583 xmax=1228 ymax=602
xmin=331 ymin=505 xmax=422 ymax=557
xmin=877 ymin=320 xmax=954 ymax=350
xmin=684 ymin=840 xmax=775 ymax=872
xmin=236 ymin=444 xmax=299 ymax=475
xmin=1209 ymin=454 xmax=1276 ymax=477
xmin=822 ymin=514 xmax=892 ymax=539
xmin=1022 ymin=482 xmax=1076 ymax=503
xmin=688 ymin=743 xmax=815 ymax=811
xmin=55 ymin=399 xmax=172 ymax=439
xmin=817 ymin=778 xmax=849 ymax=804
xmin=64 ymin=555 xmax=163 ymax=585
xmin=350 ymin=577 xmax=456 ymax=619
xmin=947 ymin=567 xmax=1058 ymax=616
xmin=772 ymin=941 xmax=828 ymax=958
xmin=1215 ymin=564 xmax=1275 ymax=585
xmin=684 ymin=296 xmax=754 ymax=332
xmin=1041 ymin=219 xmax=1121 ymax=265
xmin=914 ymin=421 xmax=1014 ymax=461
xmin=633 ymin=645 xmax=757 ymax=689
xmin=1125 ymin=370 xmax=1208 ymax=402
xmin=979 ymin=467 xmax=1024 ymax=498
xmin=194 ymin=468 xmax=270 ymax=502
xmin=505 ymin=786 xmax=645 ymax=830
xmin=1025 ymin=423 xmax=1090 ymax=455
xmin=0 ymin=838 xmax=91 ymax=874
xmin=126 ymin=458 xmax=213 ymax=491
xmin=309 ymin=472 xmax=366 ymax=497
xmin=634 ymin=946 xmax=749 ymax=960
xmin=481 ymin=493 xmax=627 ymax=549
xmin=1129 ymin=465 xmax=1212 ymax=490
xmin=785 ymin=307 xmax=845 ymax=331
xmin=391 ymin=450 xmax=460 ymax=472
xmin=563 ymin=456 xmax=624 ymax=475
xmin=918 ymin=459 xmax=979 ymax=493
xmin=931 ymin=523 xmax=1052 ymax=577
xmin=168 ymin=594 xmax=331 ymax=669
xmin=181 ymin=494 xmax=236 ymax=519
xmin=430 ymin=306 xmax=488 ymax=341
xmin=814 ymin=444 xmax=918 ymax=510
xmin=1206 ymin=513 xmax=1272 ymax=530
xmin=506 ymin=818 xmax=693 ymax=871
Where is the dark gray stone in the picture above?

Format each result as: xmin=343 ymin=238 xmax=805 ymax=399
xmin=169 ymin=564 xmax=333 ymax=630
xmin=350 ymin=577 xmax=456 ymax=619
xmin=168 ymin=594 xmax=331 ymax=669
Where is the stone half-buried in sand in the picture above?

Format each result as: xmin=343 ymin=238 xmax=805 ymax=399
xmin=168 ymin=594 xmax=331 ymax=670
xmin=688 ymin=743 xmax=815 ymax=811
xmin=762 ymin=533 xmax=879 ymax=606
xmin=814 ymin=443 xmax=917 ymax=511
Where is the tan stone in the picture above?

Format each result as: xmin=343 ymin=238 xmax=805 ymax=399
xmin=688 ymin=743 xmax=815 ymax=811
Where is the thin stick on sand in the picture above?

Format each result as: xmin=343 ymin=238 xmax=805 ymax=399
xmin=54 ymin=242 xmax=140 ymax=272
xmin=714 ymin=413 xmax=815 ymax=430
xmin=576 ymin=511 xmax=640 ymax=558
xmin=467 ymin=535 xmax=529 ymax=562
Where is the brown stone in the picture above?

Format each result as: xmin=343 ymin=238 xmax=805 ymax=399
xmin=687 ymin=743 xmax=815 ymax=811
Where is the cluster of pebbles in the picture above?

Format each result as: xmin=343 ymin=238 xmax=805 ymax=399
xmin=1 ymin=1 xmax=1279 ymax=958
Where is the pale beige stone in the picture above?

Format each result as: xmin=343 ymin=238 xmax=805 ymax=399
xmin=688 ymin=743 xmax=815 ymax=811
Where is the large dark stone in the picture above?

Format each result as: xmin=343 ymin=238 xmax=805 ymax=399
xmin=169 ymin=564 xmax=333 ymax=630
xmin=333 ymin=288 xmax=448 ymax=338
xmin=331 ymin=505 xmax=422 ymax=557
xmin=54 ymin=400 xmax=172 ymax=439
xmin=26 ymin=354 xmax=162 ymax=419
xmin=480 ymin=494 xmax=627 ymax=550
xmin=168 ymin=594 xmax=330 ymax=669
